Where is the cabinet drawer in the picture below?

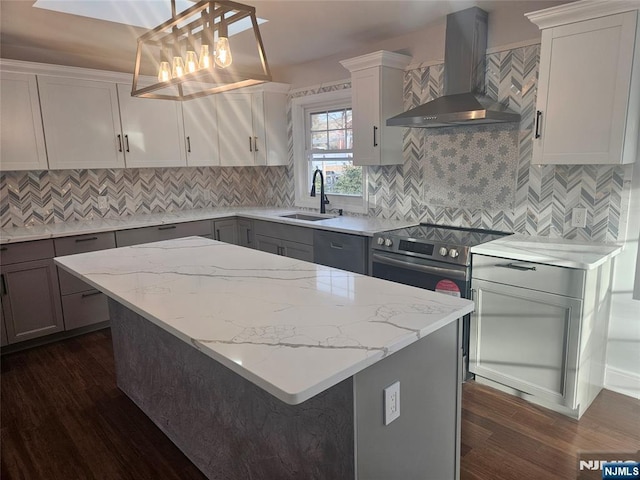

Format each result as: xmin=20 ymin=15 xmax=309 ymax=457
xmin=472 ymin=254 xmax=584 ymax=298
xmin=253 ymin=220 xmax=313 ymax=245
xmin=61 ymin=290 xmax=109 ymax=330
xmin=0 ymin=239 xmax=55 ymax=265
xmin=55 ymin=232 xmax=117 ymax=295
xmin=313 ymin=230 xmax=367 ymax=274
xmin=115 ymin=220 xmax=213 ymax=247
xmin=54 ymin=232 xmax=116 ymax=256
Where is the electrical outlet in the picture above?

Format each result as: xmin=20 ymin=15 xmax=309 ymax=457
xmin=571 ymin=207 xmax=587 ymax=228
xmin=384 ymin=381 xmax=400 ymax=425
xmin=97 ymin=196 xmax=109 ymax=211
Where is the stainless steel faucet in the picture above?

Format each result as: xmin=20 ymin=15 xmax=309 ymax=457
xmin=310 ymin=168 xmax=330 ymax=214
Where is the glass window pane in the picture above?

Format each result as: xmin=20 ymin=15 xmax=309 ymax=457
xmin=345 ymin=109 xmax=352 ymax=128
xmin=328 ymin=130 xmax=346 ymax=150
xmin=310 ymin=112 xmax=327 ymax=131
xmin=327 ymin=110 xmax=344 ymax=129
xmin=311 ymin=132 xmax=328 ymax=150
xmin=346 ymin=129 xmax=353 ymax=149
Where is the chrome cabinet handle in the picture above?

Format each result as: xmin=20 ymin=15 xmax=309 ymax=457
xmin=187 ymin=136 xmax=191 ymax=153
xmin=158 ymin=225 xmax=177 ymax=231
xmin=498 ymin=263 xmax=537 ymax=272
xmin=249 ymin=136 xmax=253 ymax=152
xmin=246 ymin=229 xmax=252 ymax=244
xmin=216 ymin=229 xmax=221 ymax=241
xmin=124 ymin=134 xmax=130 ymax=152
xmin=535 ymin=111 xmax=542 ymax=139
xmin=330 ymin=242 xmax=343 ymax=249
xmin=373 ymin=126 xmax=378 ymax=147
xmin=117 ymin=134 xmax=123 ymax=152
xmin=254 ymin=137 xmax=259 ymax=152
xmin=1 ymin=274 xmax=7 ymax=296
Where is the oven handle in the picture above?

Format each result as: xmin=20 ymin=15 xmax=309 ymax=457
xmin=371 ymin=252 xmax=468 ymax=281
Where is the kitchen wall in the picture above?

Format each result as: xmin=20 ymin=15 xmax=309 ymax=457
xmin=0 ymin=166 xmax=293 ymax=227
xmin=367 ymin=44 xmax=629 ymax=244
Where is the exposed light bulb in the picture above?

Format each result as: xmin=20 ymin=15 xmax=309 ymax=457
xmin=199 ymin=44 xmax=211 ymax=69
xmin=185 ymin=51 xmax=198 ymax=73
xmin=158 ymin=61 xmax=171 ymax=82
xmin=172 ymin=56 xmax=185 ymax=77
xmin=215 ymin=37 xmax=232 ymax=68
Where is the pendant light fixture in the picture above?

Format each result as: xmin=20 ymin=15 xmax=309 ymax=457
xmin=131 ymin=0 xmax=271 ymax=100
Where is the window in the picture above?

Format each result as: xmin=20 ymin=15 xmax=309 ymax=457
xmin=292 ymin=89 xmax=366 ymax=213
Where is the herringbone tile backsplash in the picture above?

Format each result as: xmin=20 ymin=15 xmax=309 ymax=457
xmin=0 ymin=44 xmax=632 ymax=243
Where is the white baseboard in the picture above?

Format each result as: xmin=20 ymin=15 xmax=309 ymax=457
xmin=604 ymin=366 xmax=640 ymax=399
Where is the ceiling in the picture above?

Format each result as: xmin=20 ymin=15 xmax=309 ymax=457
xmin=1 ymin=0 xmax=567 ymax=80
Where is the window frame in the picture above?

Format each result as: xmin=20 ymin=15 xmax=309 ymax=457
xmin=292 ymin=89 xmax=367 ymax=214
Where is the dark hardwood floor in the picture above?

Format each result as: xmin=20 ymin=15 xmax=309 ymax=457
xmin=2 ymin=329 xmax=639 ymax=480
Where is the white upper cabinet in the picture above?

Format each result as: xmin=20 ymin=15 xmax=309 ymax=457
xmin=217 ymin=84 xmax=289 ymax=167
xmin=38 ymin=76 xmax=125 ymax=170
xmin=340 ymin=51 xmax=411 ymax=166
xmin=116 ymin=84 xmax=186 ymax=168
xmin=527 ymin=2 xmax=640 ymax=165
xmin=182 ymin=96 xmax=220 ymax=167
xmin=0 ymin=72 xmax=48 ymax=171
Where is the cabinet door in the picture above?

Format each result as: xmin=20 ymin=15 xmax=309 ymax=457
xmin=262 ymin=92 xmax=288 ymax=166
xmin=470 ymin=279 xmax=581 ymax=408
xmin=182 ymin=96 xmax=220 ymax=166
xmin=533 ymin=11 xmax=639 ymax=165
xmin=0 ymin=72 xmax=48 ymax=171
xmin=0 ymin=303 xmax=7 ymax=347
xmin=38 ymin=76 xmax=125 ymax=169
xmin=237 ymin=219 xmax=254 ymax=248
xmin=282 ymin=240 xmax=314 ymax=262
xmin=255 ymin=234 xmax=280 ymax=255
xmin=351 ymin=68 xmax=380 ymax=166
xmin=117 ymin=84 xmax=186 ymax=168
xmin=217 ymin=93 xmax=255 ymax=166
xmin=1 ymin=259 xmax=64 ymax=343
xmin=214 ymin=219 xmax=238 ymax=244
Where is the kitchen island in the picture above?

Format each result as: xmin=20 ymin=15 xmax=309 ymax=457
xmin=55 ymin=236 xmax=474 ymax=480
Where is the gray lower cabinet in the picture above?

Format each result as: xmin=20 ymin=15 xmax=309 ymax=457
xmin=54 ymin=232 xmax=116 ymax=330
xmin=0 ymin=239 xmax=64 ymax=343
xmin=253 ymin=220 xmax=314 ymax=262
xmin=470 ymin=253 xmax=611 ymax=419
xmin=313 ymin=230 xmax=368 ymax=274
xmin=213 ymin=219 xmax=238 ymax=244
xmin=237 ymin=219 xmax=254 ymax=248
xmin=115 ymin=220 xmax=213 ymax=247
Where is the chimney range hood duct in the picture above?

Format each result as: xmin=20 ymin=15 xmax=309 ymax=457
xmin=386 ymin=7 xmax=520 ymax=128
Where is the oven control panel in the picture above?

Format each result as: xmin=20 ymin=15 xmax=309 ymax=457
xmin=371 ymin=233 xmax=470 ymax=266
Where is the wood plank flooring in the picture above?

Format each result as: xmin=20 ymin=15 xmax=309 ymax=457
xmin=2 ymin=329 xmax=639 ymax=480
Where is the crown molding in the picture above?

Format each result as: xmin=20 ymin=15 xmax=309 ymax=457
xmin=526 ymin=0 xmax=640 ymax=30
xmin=340 ymin=50 xmax=412 ymax=73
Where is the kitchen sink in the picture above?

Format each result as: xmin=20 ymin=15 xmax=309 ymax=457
xmin=279 ymin=213 xmax=331 ymax=221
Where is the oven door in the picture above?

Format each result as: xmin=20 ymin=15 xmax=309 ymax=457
xmin=371 ymin=250 xmax=472 ymax=380
xmin=371 ymin=250 xmax=469 ymax=296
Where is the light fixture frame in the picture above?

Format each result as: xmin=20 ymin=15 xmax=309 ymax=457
xmin=131 ymin=0 xmax=271 ymax=100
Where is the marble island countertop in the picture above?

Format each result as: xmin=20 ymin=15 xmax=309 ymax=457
xmin=55 ymin=236 xmax=474 ymax=405
xmin=471 ymin=234 xmax=622 ymax=270
xmin=0 ymin=207 xmax=416 ymax=244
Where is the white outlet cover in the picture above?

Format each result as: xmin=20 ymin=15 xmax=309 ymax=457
xmin=571 ymin=207 xmax=587 ymax=228
xmin=384 ymin=381 xmax=400 ymax=425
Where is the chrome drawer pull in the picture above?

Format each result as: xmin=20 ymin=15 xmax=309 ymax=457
xmin=81 ymin=290 xmax=102 ymax=298
xmin=158 ymin=225 xmax=177 ymax=231
xmin=330 ymin=242 xmax=343 ymax=249
xmin=499 ymin=263 xmax=537 ymax=272
xmin=75 ymin=236 xmax=98 ymax=243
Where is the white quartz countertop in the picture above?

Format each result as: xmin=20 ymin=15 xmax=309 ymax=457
xmin=1 ymin=207 xmax=416 ymax=244
xmin=470 ymin=234 xmax=622 ymax=270
xmin=55 ymin=236 xmax=474 ymax=405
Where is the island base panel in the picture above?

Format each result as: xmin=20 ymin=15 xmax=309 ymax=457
xmin=354 ymin=320 xmax=461 ymax=480
xmin=109 ymin=300 xmax=355 ymax=480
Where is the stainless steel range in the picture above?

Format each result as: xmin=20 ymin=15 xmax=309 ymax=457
xmin=371 ymin=223 xmax=511 ymax=378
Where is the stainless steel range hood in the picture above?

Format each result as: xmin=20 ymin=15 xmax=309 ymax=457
xmin=387 ymin=7 xmax=520 ymax=128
